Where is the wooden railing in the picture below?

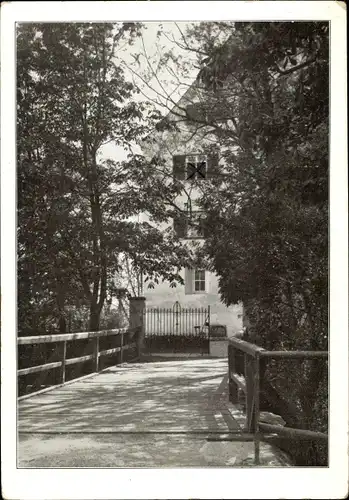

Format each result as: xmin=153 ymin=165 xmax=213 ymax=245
xmin=228 ymin=337 xmax=328 ymax=465
xmin=18 ymin=327 xmax=141 ymax=398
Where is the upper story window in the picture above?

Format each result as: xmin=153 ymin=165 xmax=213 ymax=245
xmin=186 ymin=211 xmax=205 ymax=238
xmin=186 ymin=155 xmax=207 ymax=181
xmin=173 ymin=153 xmax=218 ymax=181
xmin=174 ymin=205 xmax=205 ymax=239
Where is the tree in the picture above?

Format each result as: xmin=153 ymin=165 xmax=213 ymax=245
xmin=195 ymin=22 xmax=329 ymax=464
xmin=17 ymin=22 xmax=192 ymax=334
xmin=127 ymin=23 xmax=328 ymax=343
xmin=129 ymin=21 xmax=329 ymax=464
xmin=193 ymin=22 xmax=329 ymax=343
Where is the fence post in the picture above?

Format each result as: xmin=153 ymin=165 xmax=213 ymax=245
xmin=94 ymin=336 xmax=100 ymax=372
xmin=254 ymin=353 xmax=260 ymax=465
xmin=120 ymin=330 xmax=124 ymax=364
xmin=129 ymin=296 xmax=146 ymax=360
xmin=61 ymin=341 xmax=67 ymax=384
xmin=244 ymin=353 xmax=256 ymax=432
xmin=206 ymin=305 xmax=211 ymax=355
xmin=228 ymin=343 xmax=239 ymax=403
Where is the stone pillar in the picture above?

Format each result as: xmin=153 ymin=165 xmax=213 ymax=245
xmin=129 ymin=297 xmax=146 ymax=359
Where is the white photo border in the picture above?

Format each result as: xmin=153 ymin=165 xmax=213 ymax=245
xmin=1 ymin=2 xmax=348 ymax=499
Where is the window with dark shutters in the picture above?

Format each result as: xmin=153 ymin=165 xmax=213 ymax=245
xmin=173 ymin=152 xmax=220 ymax=183
xmin=185 ymin=155 xmax=207 ymax=180
xmin=206 ymin=153 xmax=219 ymax=179
xmin=173 ymin=155 xmax=186 ymax=180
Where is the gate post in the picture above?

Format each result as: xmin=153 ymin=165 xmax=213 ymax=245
xmin=129 ymin=297 xmax=146 ymax=360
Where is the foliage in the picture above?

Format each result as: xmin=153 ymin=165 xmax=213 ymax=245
xmin=139 ymin=21 xmax=329 ymax=465
xmin=200 ymin=22 xmax=329 ymax=465
xmin=17 ymin=22 xmax=192 ymax=334
xmin=195 ymin=21 xmax=329 ymax=340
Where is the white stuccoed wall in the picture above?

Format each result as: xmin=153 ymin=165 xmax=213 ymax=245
xmin=144 ymin=270 xmax=242 ymax=338
xmin=140 ymin=85 xmax=243 ymax=337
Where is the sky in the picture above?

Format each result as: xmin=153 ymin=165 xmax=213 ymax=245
xmin=100 ymin=22 xmax=199 ymax=161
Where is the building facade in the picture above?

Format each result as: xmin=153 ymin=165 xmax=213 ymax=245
xmin=139 ymin=83 xmax=243 ymax=338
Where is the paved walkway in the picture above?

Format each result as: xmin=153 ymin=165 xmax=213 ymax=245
xmin=18 ymin=358 xmax=291 ymax=467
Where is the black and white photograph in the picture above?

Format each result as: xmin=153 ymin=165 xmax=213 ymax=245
xmin=1 ymin=2 xmax=348 ymax=499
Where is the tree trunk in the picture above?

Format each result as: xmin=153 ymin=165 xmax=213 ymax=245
xmin=89 ymin=305 xmax=101 ymax=332
xmin=58 ymin=315 xmax=67 ymax=333
xmin=56 ymin=286 xmax=67 ymax=333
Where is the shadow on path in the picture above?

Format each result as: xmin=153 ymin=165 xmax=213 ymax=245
xmin=18 ymin=359 xmax=291 ymax=467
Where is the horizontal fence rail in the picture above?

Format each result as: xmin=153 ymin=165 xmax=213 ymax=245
xmin=17 ymin=327 xmax=141 ymax=398
xmin=17 ymin=329 xmax=130 ymax=345
xmin=228 ymin=337 xmax=328 ymax=465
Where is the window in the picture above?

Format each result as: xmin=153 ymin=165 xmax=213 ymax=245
xmin=184 ymin=268 xmax=207 ymax=294
xmin=173 ymin=154 xmax=219 ymax=181
xmin=187 ymin=211 xmax=205 ymax=238
xmin=194 ymin=269 xmax=206 ymax=292
xmin=174 ymin=210 xmax=205 ymax=239
xmin=185 ymin=155 xmax=207 ymax=180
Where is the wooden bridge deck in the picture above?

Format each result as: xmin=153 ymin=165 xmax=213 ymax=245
xmin=18 ymin=358 xmax=289 ymax=467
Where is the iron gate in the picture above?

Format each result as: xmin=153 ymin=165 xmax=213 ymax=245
xmin=145 ymin=301 xmax=210 ymax=353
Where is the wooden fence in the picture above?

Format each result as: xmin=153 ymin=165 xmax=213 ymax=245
xmin=228 ymin=337 xmax=328 ymax=465
xmin=17 ymin=327 xmax=141 ymax=398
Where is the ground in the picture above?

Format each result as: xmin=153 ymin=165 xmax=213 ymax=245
xmin=18 ymin=358 xmax=291 ymax=467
